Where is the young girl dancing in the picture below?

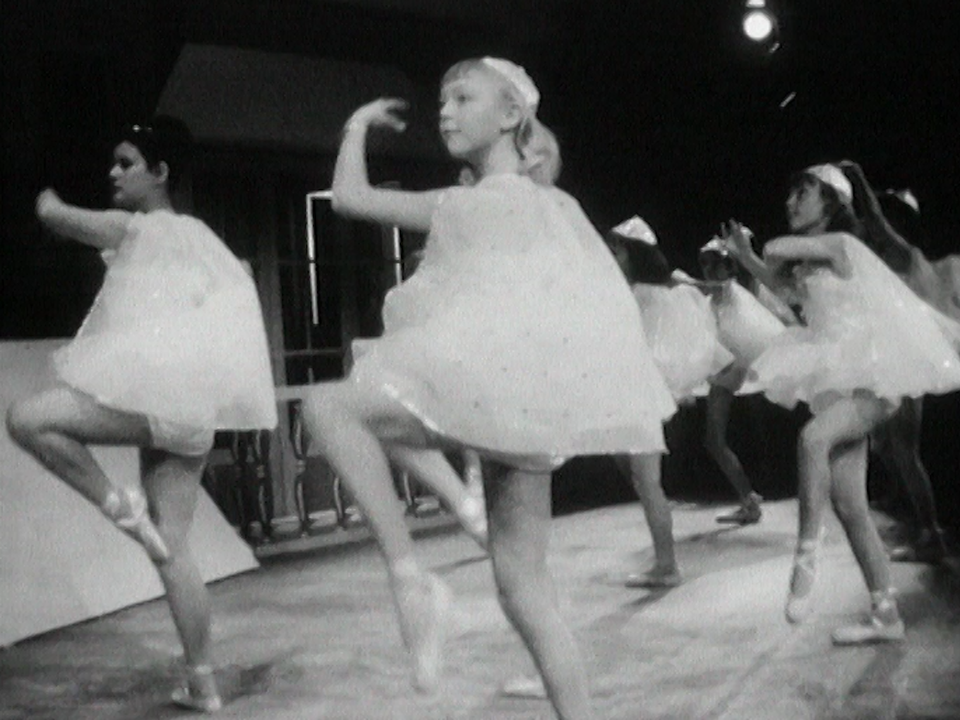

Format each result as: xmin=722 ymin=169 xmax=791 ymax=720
xmin=697 ymin=233 xmax=797 ymax=526
xmin=5 ymin=116 xmax=278 ymax=711
xmin=303 ymin=57 xmax=675 ymax=719
xmin=607 ymin=216 xmax=732 ymax=589
xmin=842 ymin=162 xmax=956 ymax=563
xmin=727 ymin=163 xmax=960 ymax=644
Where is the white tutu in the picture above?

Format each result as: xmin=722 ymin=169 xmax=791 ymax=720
xmin=54 ymin=211 xmax=278 ymax=431
xmin=631 ymin=283 xmax=733 ymax=400
xmin=712 ymin=282 xmax=788 ymax=368
xmin=749 ymin=232 xmax=960 ymax=409
xmin=321 ymin=174 xmax=677 ymax=467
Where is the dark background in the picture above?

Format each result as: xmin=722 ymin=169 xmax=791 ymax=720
xmin=3 ymin=0 xmax=958 ymax=526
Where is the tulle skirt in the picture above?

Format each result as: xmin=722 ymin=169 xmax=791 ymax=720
xmin=633 ymin=284 xmax=734 ymax=400
xmin=310 ymin=175 xmax=677 ymax=468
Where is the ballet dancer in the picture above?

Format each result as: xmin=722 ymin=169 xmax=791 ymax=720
xmin=302 ymin=57 xmax=675 ymax=719
xmin=698 ymin=232 xmax=796 ymax=525
xmin=607 ymin=216 xmax=732 ymax=589
xmin=726 ymin=163 xmax=960 ymax=644
xmin=6 ymin=116 xmax=278 ymax=711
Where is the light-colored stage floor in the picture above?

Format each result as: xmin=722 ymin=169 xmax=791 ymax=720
xmin=2 ymin=499 xmax=958 ymax=720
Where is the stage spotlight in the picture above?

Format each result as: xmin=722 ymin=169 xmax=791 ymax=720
xmin=741 ymin=0 xmax=780 ymax=54
xmin=743 ymin=10 xmax=774 ymax=42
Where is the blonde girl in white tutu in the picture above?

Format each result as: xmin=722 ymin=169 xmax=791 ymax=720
xmin=303 ymin=57 xmax=675 ymax=719
xmin=726 ymin=163 xmax=960 ymax=644
xmin=6 ymin=116 xmax=278 ymax=711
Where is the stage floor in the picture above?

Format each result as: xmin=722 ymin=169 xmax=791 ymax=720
xmin=2 ymin=499 xmax=958 ymax=720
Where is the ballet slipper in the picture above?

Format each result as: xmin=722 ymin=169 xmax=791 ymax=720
xmin=785 ymin=538 xmax=820 ymax=624
xmin=501 ymin=673 xmax=547 ymax=699
xmin=624 ymin=567 xmax=682 ymax=589
xmin=831 ymin=590 xmax=905 ymax=645
xmin=716 ymin=492 xmax=763 ymax=525
xmin=393 ymin=572 xmax=453 ymax=693
xmin=456 ymin=495 xmax=488 ymax=550
xmin=110 ymin=487 xmax=170 ymax=562
xmin=889 ymin=526 xmax=949 ymax=564
xmin=171 ymin=665 xmax=223 ymax=713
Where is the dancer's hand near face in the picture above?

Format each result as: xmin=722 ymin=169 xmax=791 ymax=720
xmin=346 ymin=98 xmax=409 ymax=134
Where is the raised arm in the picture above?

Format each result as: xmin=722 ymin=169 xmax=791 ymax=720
xmin=35 ymin=189 xmax=131 ymax=250
xmin=763 ymin=233 xmax=853 ymax=278
xmin=720 ymin=219 xmax=784 ymax=293
xmin=840 ymin=160 xmax=914 ymax=272
xmin=332 ymin=98 xmax=445 ymax=233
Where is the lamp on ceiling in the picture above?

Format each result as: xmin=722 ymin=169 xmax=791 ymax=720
xmin=742 ymin=0 xmax=780 ymax=54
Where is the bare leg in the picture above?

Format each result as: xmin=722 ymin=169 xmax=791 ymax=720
xmin=6 ymin=387 xmax=167 ymax=558
xmin=705 ymin=379 xmax=762 ymax=524
xmin=622 ymin=453 xmax=681 ymax=588
xmin=787 ymin=394 xmax=892 ymax=624
xmin=387 ymin=446 xmax=487 ymax=548
xmin=830 ymin=439 xmax=892 ymax=594
xmin=485 ymin=463 xmax=595 ymax=720
xmin=6 ymin=387 xmax=151 ymax=507
xmin=303 ymin=383 xmax=451 ymax=691
xmin=876 ymin=399 xmax=947 ymax=561
xmin=829 ymin=423 xmax=905 ymax=645
xmin=141 ymin=448 xmax=223 ymax=712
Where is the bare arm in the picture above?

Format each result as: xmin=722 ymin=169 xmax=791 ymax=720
xmin=840 ymin=160 xmax=913 ymax=272
xmin=35 ymin=189 xmax=131 ymax=250
xmin=720 ymin=219 xmax=785 ymax=293
xmin=332 ymin=99 xmax=445 ymax=233
xmin=763 ymin=233 xmax=853 ymax=278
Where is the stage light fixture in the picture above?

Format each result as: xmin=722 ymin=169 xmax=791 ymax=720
xmin=741 ymin=0 xmax=780 ymax=55
xmin=743 ymin=10 xmax=774 ymax=42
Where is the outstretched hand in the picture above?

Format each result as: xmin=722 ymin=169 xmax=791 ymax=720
xmin=719 ymin=219 xmax=753 ymax=258
xmin=346 ymin=98 xmax=409 ymax=134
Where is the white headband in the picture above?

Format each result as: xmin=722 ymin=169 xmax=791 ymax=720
xmin=805 ymin=164 xmax=853 ymax=206
xmin=481 ymin=57 xmax=540 ymax=113
xmin=700 ymin=226 xmax=753 ymax=255
xmin=611 ymin=215 xmax=658 ymax=246
xmin=700 ymin=237 xmax=734 ymax=255
xmin=895 ymin=189 xmax=920 ymax=213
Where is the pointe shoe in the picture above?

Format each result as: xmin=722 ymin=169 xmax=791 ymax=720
xmin=785 ymin=539 xmax=819 ymax=624
xmin=171 ymin=665 xmax=223 ymax=713
xmin=501 ymin=674 xmax=547 ymax=699
xmin=624 ymin=568 xmax=683 ymax=589
xmin=456 ymin=496 xmax=488 ymax=550
xmin=831 ymin=591 xmax=905 ymax=646
xmin=113 ymin=487 xmax=170 ymax=562
xmin=398 ymin=573 xmax=453 ymax=693
xmin=889 ymin=526 xmax=948 ymax=564
xmin=716 ymin=493 xmax=763 ymax=525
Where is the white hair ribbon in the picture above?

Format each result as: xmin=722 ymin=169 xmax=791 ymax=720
xmin=805 ymin=164 xmax=853 ymax=206
xmin=481 ymin=57 xmax=540 ymax=113
xmin=611 ymin=215 xmax=658 ymax=246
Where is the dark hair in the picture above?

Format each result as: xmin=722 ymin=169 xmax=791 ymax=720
xmin=607 ymin=231 xmax=673 ymax=285
xmin=786 ymin=170 xmax=862 ymax=236
xmin=877 ymin=190 xmax=930 ymax=251
xmin=117 ymin=115 xmax=194 ymax=191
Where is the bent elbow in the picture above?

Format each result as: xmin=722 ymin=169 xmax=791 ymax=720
xmin=329 ymin=191 xmax=359 ymax=219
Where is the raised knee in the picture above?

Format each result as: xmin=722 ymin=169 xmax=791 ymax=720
xmin=6 ymin=398 xmax=43 ymax=446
